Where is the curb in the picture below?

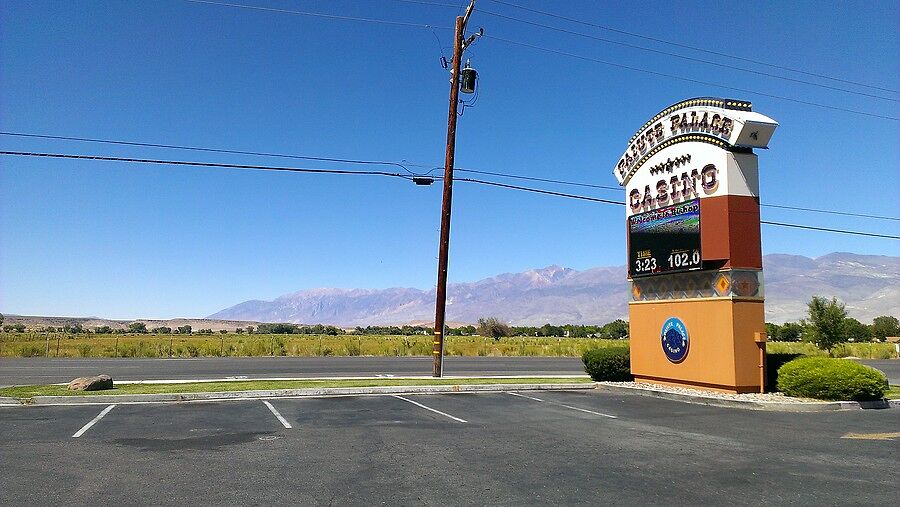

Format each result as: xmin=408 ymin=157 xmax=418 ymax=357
xmin=83 ymin=374 xmax=592 ymax=386
xmin=0 ymin=397 xmax=21 ymax=406
xmin=596 ymin=383 xmax=899 ymax=412
xmin=24 ymin=382 xmax=595 ymax=406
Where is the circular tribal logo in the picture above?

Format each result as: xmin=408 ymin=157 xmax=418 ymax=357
xmin=660 ymin=317 xmax=689 ymax=363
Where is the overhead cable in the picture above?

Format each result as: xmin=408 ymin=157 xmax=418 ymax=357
xmin=188 ymin=0 xmax=898 ymax=120
xmin=0 ymin=131 xmax=417 ymax=175
xmin=760 ymin=203 xmax=898 ymax=222
xmin=758 ymin=221 xmax=899 ymax=240
xmin=485 ymin=0 xmax=899 ymax=94
xmin=3 ymin=131 xmax=896 ymax=221
xmin=454 ymin=178 xmax=899 ymax=239
xmin=0 ymin=150 xmax=411 ymax=179
xmin=479 ymin=9 xmax=896 ymax=102
xmin=2 ymin=150 xmax=895 ymax=240
xmin=394 ymin=0 xmax=899 ymax=96
xmin=455 ymin=168 xmax=621 ymax=191
xmin=456 ymin=177 xmax=624 ymax=205
xmin=184 ymin=0 xmax=445 ymax=29
xmin=484 ymin=35 xmax=900 ymax=122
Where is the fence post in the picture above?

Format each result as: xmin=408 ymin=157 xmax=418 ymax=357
xmin=46 ymin=334 xmax=50 ymax=357
xmin=56 ymin=335 xmax=61 ymax=357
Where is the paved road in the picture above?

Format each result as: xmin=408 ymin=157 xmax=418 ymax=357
xmin=0 ymin=357 xmax=586 ymax=386
xmin=1 ymin=390 xmax=897 ymax=505
xmin=851 ymin=359 xmax=900 ymax=384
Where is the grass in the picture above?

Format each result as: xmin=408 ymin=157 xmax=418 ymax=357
xmin=886 ymin=385 xmax=900 ymax=400
xmin=765 ymin=341 xmax=898 ymax=360
xmin=0 ymin=333 xmax=626 ymax=358
xmin=1 ymin=332 xmax=897 ymax=359
xmin=0 ymin=377 xmax=593 ymax=400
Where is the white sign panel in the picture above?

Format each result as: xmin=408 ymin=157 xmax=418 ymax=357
xmin=613 ymin=98 xmax=777 ymax=217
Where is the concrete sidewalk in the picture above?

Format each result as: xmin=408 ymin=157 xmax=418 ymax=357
xmin=6 ymin=382 xmax=595 ymax=406
xmin=2 ymin=378 xmax=896 ymax=411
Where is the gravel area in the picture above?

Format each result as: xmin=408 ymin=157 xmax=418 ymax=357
xmin=600 ymin=381 xmax=822 ymax=404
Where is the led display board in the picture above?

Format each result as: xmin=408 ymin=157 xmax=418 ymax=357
xmin=628 ymin=199 xmax=701 ymax=278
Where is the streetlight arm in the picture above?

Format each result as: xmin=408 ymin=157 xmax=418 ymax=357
xmin=462 ymin=28 xmax=483 ymax=51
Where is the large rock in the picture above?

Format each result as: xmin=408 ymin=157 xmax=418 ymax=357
xmin=68 ymin=375 xmax=113 ymax=391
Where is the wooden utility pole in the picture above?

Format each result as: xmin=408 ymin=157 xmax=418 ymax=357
xmin=433 ymin=0 xmax=476 ymax=377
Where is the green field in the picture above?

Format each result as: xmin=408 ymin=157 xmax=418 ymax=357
xmin=1 ymin=332 xmax=896 ymax=359
xmin=764 ymin=341 xmax=898 ymax=359
xmin=0 ymin=333 xmax=626 ymax=358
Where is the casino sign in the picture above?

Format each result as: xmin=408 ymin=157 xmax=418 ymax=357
xmin=614 ymin=97 xmax=777 ymax=393
xmin=614 ymin=98 xmax=777 ymax=219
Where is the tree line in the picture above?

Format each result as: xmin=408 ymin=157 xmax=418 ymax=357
xmin=0 ymin=313 xmax=629 ymax=339
xmin=766 ymin=297 xmax=899 ymax=353
xmin=4 ymin=300 xmax=894 ymax=353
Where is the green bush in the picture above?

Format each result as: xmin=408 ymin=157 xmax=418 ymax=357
xmin=777 ymin=357 xmax=888 ymax=401
xmin=76 ymin=344 xmax=92 ymax=357
xmin=19 ymin=344 xmax=44 ymax=357
xmin=582 ymin=346 xmax=632 ymax=381
xmin=345 ymin=339 xmax=361 ymax=356
xmin=766 ymin=353 xmax=805 ymax=392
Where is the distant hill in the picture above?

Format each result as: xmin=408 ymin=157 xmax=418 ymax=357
xmin=1 ymin=316 xmax=263 ymax=332
xmin=209 ymin=253 xmax=899 ymax=326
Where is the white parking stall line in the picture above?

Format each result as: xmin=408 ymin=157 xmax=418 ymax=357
xmin=392 ymin=395 xmax=467 ymax=423
xmin=72 ymin=404 xmax=116 ymax=438
xmin=557 ymin=403 xmax=617 ymax=419
xmin=262 ymin=400 xmax=292 ymax=429
xmin=506 ymin=391 xmax=617 ymax=419
xmin=506 ymin=391 xmax=544 ymax=402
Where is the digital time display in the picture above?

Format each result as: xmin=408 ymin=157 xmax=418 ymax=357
xmin=628 ymin=199 xmax=701 ymax=278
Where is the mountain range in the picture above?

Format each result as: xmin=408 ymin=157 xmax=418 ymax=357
xmin=209 ymin=253 xmax=899 ymax=326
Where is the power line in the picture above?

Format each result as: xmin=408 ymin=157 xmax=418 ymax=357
xmin=0 ymin=150 xmax=412 ymax=179
xmin=3 ymin=131 xmax=896 ymax=221
xmin=184 ymin=0 xmax=445 ymax=29
xmin=759 ymin=221 xmax=899 ymax=240
xmin=457 ymin=166 xmax=897 ymax=221
xmin=395 ymin=0 xmax=899 ymax=97
xmin=189 ymin=0 xmax=898 ymax=120
xmin=0 ymin=130 xmax=619 ymax=191
xmin=484 ymin=35 xmax=900 ymax=122
xmin=455 ymin=177 xmax=898 ymax=240
xmin=760 ymin=203 xmax=899 ymax=222
xmin=477 ymin=8 xmax=897 ymax=102
xmin=455 ymin=168 xmax=621 ymax=191
xmin=1 ymin=150 xmax=895 ymax=240
xmin=485 ymin=0 xmax=900 ymax=95
xmin=457 ymin=177 xmax=625 ymax=205
xmin=0 ymin=131 xmax=417 ymax=175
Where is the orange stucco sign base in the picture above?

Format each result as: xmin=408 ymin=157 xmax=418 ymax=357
xmin=629 ymin=298 xmax=765 ymax=393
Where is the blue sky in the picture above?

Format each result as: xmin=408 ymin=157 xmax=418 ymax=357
xmin=1 ymin=0 xmax=898 ymax=319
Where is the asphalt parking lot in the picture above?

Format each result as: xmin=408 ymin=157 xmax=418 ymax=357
xmin=1 ymin=390 xmax=897 ymax=506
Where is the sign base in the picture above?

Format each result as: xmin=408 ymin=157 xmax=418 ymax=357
xmin=629 ymin=298 xmax=764 ymax=394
